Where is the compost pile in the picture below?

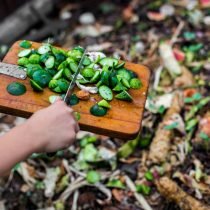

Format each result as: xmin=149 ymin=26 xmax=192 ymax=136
xmin=0 ymin=0 xmax=210 ymax=210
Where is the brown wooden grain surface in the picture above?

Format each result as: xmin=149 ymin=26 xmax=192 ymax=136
xmin=0 ymin=41 xmax=150 ymax=139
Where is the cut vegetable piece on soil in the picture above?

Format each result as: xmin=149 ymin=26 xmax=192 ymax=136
xmin=98 ymin=99 xmax=111 ymax=109
xmin=130 ymin=78 xmax=142 ymax=89
xmin=7 ymin=82 xmax=26 ymax=96
xmin=32 ymin=70 xmax=52 ymax=88
xmin=69 ymin=94 xmax=79 ymax=106
xmin=86 ymin=170 xmax=101 ymax=184
xmin=30 ymin=79 xmax=43 ymax=92
xmin=90 ymin=104 xmax=107 ymax=116
xmin=99 ymin=85 xmax=113 ymax=101
xmin=38 ymin=44 xmax=51 ymax=54
xmin=19 ymin=40 xmax=32 ymax=49
xmin=99 ymin=57 xmax=118 ymax=67
xmin=18 ymin=49 xmax=31 ymax=57
xmin=115 ymin=90 xmax=133 ymax=101
xmin=45 ymin=56 xmax=55 ymax=69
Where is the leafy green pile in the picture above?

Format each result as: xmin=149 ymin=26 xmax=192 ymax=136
xmin=17 ymin=40 xmax=142 ymax=116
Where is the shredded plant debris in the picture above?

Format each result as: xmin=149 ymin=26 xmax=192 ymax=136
xmin=0 ymin=0 xmax=210 ymax=210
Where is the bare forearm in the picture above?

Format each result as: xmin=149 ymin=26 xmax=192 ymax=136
xmin=0 ymin=123 xmax=37 ymax=176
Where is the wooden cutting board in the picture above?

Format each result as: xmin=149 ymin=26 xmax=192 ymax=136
xmin=0 ymin=41 xmax=150 ymax=139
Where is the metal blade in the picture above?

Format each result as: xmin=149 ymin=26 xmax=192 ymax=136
xmin=0 ymin=62 xmax=27 ymax=79
xmin=63 ymin=49 xmax=87 ymax=103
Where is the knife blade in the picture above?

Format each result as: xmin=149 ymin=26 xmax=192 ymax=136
xmin=63 ymin=49 xmax=87 ymax=104
xmin=0 ymin=62 xmax=27 ymax=79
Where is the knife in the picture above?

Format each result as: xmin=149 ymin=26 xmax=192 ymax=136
xmin=63 ymin=49 xmax=87 ymax=104
xmin=0 ymin=62 xmax=27 ymax=79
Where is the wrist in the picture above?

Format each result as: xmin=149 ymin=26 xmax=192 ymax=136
xmin=16 ymin=122 xmax=41 ymax=154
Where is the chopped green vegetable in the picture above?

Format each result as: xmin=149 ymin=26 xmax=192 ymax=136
xmin=90 ymin=71 xmax=100 ymax=83
xmin=53 ymin=69 xmax=63 ymax=80
xmin=113 ymin=81 xmax=127 ymax=92
xmin=18 ymin=57 xmax=29 ymax=66
xmin=30 ymin=79 xmax=44 ymax=92
xmin=99 ymin=85 xmax=113 ymax=101
xmin=86 ymin=170 xmax=101 ymax=184
xmin=81 ymin=68 xmax=95 ymax=78
xmin=57 ymin=78 xmax=69 ymax=92
xmin=69 ymin=62 xmax=78 ymax=73
xmin=29 ymin=54 xmax=40 ymax=64
xmin=121 ymin=78 xmax=130 ymax=88
xmin=19 ymin=40 xmax=32 ymax=49
xmin=130 ymin=78 xmax=142 ymax=89
xmin=98 ymin=99 xmax=111 ymax=109
xmin=62 ymin=68 xmax=72 ymax=81
xmin=18 ymin=49 xmax=31 ymax=57
xmin=38 ymin=44 xmax=51 ymax=54
xmin=83 ymin=56 xmax=91 ymax=66
xmin=32 ymin=70 xmax=52 ymax=88
xmin=90 ymin=104 xmax=107 ymax=116
xmin=117 ymin=68 xmax=132 ymax=81
xmin=99 ymin=57 xmax=118 ymax=67
xmin=45 ymin=56 xmax=55 ymax=69
xmin=7 ymin=82 xmax=26 ymax=96
xmin=69 ymin=94 xmax=79 ymax=106
xmin=115 ymin=90 xmax=133 ymax=101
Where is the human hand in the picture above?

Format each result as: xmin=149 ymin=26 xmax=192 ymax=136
xmin=24 ymin=100 xmax=79 ymax=153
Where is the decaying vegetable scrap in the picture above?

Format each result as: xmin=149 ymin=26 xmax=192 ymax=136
xmin=148 ymin=92 xmax=184 ymax=164
xmin=156 ymin=177 xmax=210 ymax=210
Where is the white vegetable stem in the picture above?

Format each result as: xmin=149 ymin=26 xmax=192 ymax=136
xmin=159 ymin=43 xmax=182 ymax=77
